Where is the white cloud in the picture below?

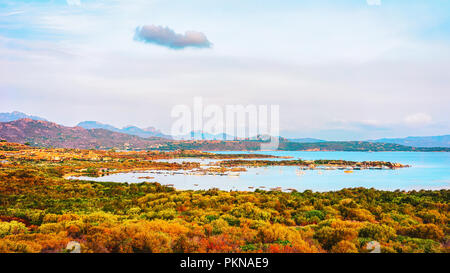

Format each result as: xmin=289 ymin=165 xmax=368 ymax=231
xmin=404 ymin=113 xmax=433 ymax=126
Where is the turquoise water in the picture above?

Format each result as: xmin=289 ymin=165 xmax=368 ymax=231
xmin=69 ymin=151 xmax=450 ymax=192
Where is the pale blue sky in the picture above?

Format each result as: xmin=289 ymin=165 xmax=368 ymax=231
xmin=1 ymin=0 xmax=449 ymax=140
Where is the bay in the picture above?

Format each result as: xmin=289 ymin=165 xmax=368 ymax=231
xmin=69 ymin=151 xmax=450 ymax=192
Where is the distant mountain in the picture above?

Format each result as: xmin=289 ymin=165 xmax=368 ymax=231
xmin=174 ymin=132 xmax=285 ymax=141
xmin=159 ymin=140 xmax=450 ymax=152
xmin=76 ymin=121 xmax=119 ymax=132
xmin=0 ymin=111 xmax=47 ymax=122
xmin=0 ymin=119 xmax=170 ymax=150
xmin=287 ymin=138 xmax=325 ymax=143
xmin=279 ymin=141 xmax=450 ymax=152
xmin=77 ymin=121 xmax=171 ymax=139
xmin=121 ymin=125 xmax=170 ymax=139
xmin=372 ymin=135 xmax=450 ymax=148
xmin=173 ymin=131 xmax=235 ymax=140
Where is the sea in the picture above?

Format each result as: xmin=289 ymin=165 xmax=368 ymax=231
xmin=68 ymin=151 xmax=450 ymax=192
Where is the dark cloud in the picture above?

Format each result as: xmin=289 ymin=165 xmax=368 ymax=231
xmin=134 ymin=25 xmax=211 ymax=49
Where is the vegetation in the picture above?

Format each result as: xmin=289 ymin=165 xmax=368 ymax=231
xmin=219 ymin=159 xmax=408 ymax=169
xmin=278 ymin=141 xmax=450 ymax=152
xmin=155 ymin=140 xmax=450 ymax=152
xmin=0 ymin=142 xmax=448 ymax=253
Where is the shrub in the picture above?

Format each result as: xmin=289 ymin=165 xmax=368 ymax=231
xmin=331 ymin=240 xmax=358 ymax=253
xmin=0 ymin=221 xmax=28 ymax=237
xmin=359 ymin=223 xmax=396 ymax=242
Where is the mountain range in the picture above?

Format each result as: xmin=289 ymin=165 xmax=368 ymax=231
xmin=0 ymin=119 xmax=168 ymax=150
xmin=371 ymin=135 xmax=450 ymax=148
xmin=77 ymin=121 xmax=171 ymax=139
xmin=0 ymin=111 xmax=449 ymax=149
xmin=173 ymin=131 xmax=239 ymax=140
xmin=1 ymin=118 xmax=449 ymax=151
xmin=157 ymin=139 xmax=450 ymax=152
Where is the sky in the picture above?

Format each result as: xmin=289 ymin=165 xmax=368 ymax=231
xmin=1 ymin=0 xmax=450 ymax=140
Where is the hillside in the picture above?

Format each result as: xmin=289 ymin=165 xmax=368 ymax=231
xmin=373 ymin=135 xmax=450 ymax=148
xmin=1 ymin=119 xmax=449 ymax=152
xmin=156 ymin=139 xmax=450 ymax=152
xmin=0 ymin=119 xmax=169 ymax=150
xmin=278 ymin=141 xmax=450 ymax=152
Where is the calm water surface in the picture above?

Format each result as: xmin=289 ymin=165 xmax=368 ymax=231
xmin=69 ymin=151 xmax=450 ymax=192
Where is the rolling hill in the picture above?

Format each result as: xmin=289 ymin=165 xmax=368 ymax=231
xmin=0 ymin=119 xmax=170 ymax=150
xmin=155 ymin=139 xmax=450 ymax=152
xmin=372 ymin=135 xmax=450 ymax=148
xmin=1 ymin=117 xmax=449 ymax=152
